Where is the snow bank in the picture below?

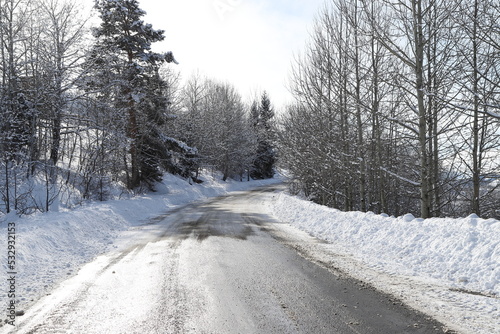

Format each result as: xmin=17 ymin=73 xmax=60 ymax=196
xmin=271 ymin=193 xmax=499 ymax=297
xmin=0 ymin=173 xmax=280 ymax=314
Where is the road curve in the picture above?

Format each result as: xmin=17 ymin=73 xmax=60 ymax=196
xmin=8 ymin=186 xmax=451 ymax=334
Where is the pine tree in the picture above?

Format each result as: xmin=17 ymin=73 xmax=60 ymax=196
xmin=251 ymin=92 xmax=276 ymax=179
xmin=87 ymin=0 xmax=178 ymax=189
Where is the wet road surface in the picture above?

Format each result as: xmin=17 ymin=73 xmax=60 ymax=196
xmin=8 ymin=186 xmax=450 ymax=333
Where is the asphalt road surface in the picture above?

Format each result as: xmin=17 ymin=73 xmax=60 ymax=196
xmin=8 ymin=186 xmax=451 ymax=334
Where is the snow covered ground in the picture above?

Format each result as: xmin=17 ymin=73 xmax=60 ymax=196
xmin=268 ymin=192 xmax=500 ymax=334
xmin=0 ymin=172 xmax=280 ymax=327
xmin=0 ymin=173 xmax=498 ymax=333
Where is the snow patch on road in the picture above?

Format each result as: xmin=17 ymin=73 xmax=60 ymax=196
xmin=0 ymin=172 xmax=280 ymax=327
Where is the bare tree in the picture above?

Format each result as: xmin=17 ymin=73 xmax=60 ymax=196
xmin=0 ymin=0 xmax=35 ymax=213
xmin=38 ymin=0 xmax=87 ymax=169
xmin=361 ymin=0 xmax=461 ymax=218
xmin=176 ymin=77 xmax=257 ymax=182
xmin=283 ymin=0 xmax=500 ymax=218
xmin=449 ymin=0 xmax=500 ymax=216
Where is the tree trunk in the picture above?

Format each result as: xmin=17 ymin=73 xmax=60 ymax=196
xmin=4 ymin=161 xmax=10 ymax=213
xmin=126 ymin=56 xmax=140 ymax=189
xmin=128 ymin=101 xmax=140 ymax=189
xmin=353 ymin=2 xmax=366 ymax=212
xmin=413 ymin=0 xmax=431 ymax=219
xmin=471 ymin=0 xmax=481 ymax=216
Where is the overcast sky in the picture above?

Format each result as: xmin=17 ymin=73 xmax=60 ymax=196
xmin=95 ymin=0 xmax=325 ymax=110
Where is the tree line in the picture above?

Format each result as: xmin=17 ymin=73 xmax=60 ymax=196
xmin=280 ymin=0 xmax=500 ymax=218
xmin=0 ymin=0 xmax=276 ymax=215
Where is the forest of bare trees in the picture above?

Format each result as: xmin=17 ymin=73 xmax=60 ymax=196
xmin=281 ymin=0 xmax=500 ymax=218
xmin=0 ymin=0 xmax=276 ymax=215
xmin=2 ymin=0 xmax=498 ymax=219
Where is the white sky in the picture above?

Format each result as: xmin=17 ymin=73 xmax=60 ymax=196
xmin=86 ymin=0 xmax=325 ymax=110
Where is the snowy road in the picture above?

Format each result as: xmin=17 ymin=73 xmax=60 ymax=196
xmin=7 ymin=186 xmax=450 ymax=333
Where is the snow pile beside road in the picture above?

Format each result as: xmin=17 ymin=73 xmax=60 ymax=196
xmin=0 ymin=173 xmax=280 ymax=314
xmin=271 ymin=193 xmax=499 ymax=297
xmin=270 ymin=192 xmax=500 ymax=333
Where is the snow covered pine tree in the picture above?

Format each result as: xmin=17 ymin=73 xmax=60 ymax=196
xmin=250 ymin=92 xmax=276 ymax=179
xmin=86 ymin=0 xmax=185 ymax=189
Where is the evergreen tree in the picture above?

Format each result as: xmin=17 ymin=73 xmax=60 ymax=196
xmin=87 ymin=0 xmax=178 ymax=189
xmin=250 ymin=92 xmax=276 ymax=179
